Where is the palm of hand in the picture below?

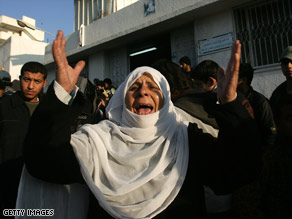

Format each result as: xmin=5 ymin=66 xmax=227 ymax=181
xmin=217 ymin=41 xmax=241 ymax=104
xmin=53 ymin=30 xmax=85 ymax=93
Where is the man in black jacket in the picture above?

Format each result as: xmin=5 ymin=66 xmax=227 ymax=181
xmin=237 ymin=63 xmax=276 ymax=150
xmin=0 ymin=61 xmax=47 ymax=212
xmin=270 ymin=46 xmax=292 ymax=116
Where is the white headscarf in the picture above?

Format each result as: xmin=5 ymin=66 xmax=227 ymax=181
xmin=71 ymin=66 xmax=189 ymax=219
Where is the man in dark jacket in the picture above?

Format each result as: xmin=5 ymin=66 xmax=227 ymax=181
xmin=270 ymin=46 xmax=292 ymax=114
xmin=237 ymin=63 xmax=276 ymax=150
xmin=0 ymin=62 xmax=47 ymax=212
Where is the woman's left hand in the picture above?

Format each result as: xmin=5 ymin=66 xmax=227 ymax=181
xmin=217 ymin=40 xmax=241 ymax=104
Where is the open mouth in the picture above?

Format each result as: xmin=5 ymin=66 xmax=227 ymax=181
xmin=134 ymin=104 xmax=154 ymax=115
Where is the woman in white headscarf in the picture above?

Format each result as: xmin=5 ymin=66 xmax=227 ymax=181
xmin=18 ymin=31 xmax=261 ymax=219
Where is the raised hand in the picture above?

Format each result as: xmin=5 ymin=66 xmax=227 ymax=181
xmin=217 ymin=40 xmax=242 ymax=104
xmin=52 ymin=30 xmax=86 ymax=93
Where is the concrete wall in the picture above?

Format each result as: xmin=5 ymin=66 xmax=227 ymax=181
xmin=88 ymin=51 xmax=107 ymax=82
xmin=108 ymin=47 xmax=128 ymax=87
xmin=0 ymin=39 xmax=11 ymax=72
xmin=194 ymin=9 xmax=234 ymax=68
xmin=252 ymin=67 xmax=285 ymax=99
xmin=170 ymin=25 xmax=196 ymax=67
xmin=193 ymin=8 xmax=282 ymax=98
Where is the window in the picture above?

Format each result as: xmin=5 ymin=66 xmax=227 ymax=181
xmin=233 ymin=0 xmax=292 ymax=68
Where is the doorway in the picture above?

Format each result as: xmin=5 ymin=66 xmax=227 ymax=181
xmin=129 ymin=33 xmax=171 ymax=71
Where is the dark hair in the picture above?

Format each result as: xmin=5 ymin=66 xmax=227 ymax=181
xmin=191 ymin=60 xmax=219 ymax=83
xmin=103 ymin=78 xmax=112 ymax=85
xmin=20 ymin=62 xmax=47 ymax=79
xmin=151 ymin=59 xmax=192 ymax=93
xmin=179 ymin=56 xmax=191 ymax=66
xmin=239 ymin=63 xmax=254 ymax=85
xmin=94 ymin=78 xmax=105 ymax=87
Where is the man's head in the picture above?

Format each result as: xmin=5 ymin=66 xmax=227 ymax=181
xmin=237 ymin=63 xmax=254 ymax=94
xmin=191 ymin=60 xmax=219 ymax=92
xmin=179 ymin=56 xmax=192 ymax=73
xmin=94 ymin=79 xmax=105 ymax=91
xmin=103 ymin=78 xmax=112 ymax=90
xmin=20 ymin=62 xmax=47 ymax=102
xmin=280 ymin=46 xmax=292 ymax=80
xmin=0 ymin=70 xmax=12 ymax=87
xmin=151 ymin=59 xmax=193 ymax=101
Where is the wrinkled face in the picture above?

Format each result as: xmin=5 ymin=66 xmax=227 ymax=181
xmin=125 ymin=73 xmax=164 ymax=115
xmin=281 ymin=59 xmax=292 ymax=80
xmin=20 ymin=71 xmax=47 ymax=103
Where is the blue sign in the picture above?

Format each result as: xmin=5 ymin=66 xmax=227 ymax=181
xmin=198 ymin=33 xmax=234 ymax=55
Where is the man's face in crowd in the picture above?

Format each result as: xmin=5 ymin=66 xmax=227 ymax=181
xmin=281 ymin=58 xmax=292 ymax=80
xmin=20 ymin=71 xmax=47 ymax=103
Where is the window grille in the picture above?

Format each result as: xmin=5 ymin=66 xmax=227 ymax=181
xmin=233 ymin=0 xmax=292 ymax=68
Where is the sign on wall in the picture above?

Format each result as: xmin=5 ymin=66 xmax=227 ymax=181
xmin=144 ymin=0 xmax=155 ymax=17
xmin=198 ymin=33 xmax=234 ymax=55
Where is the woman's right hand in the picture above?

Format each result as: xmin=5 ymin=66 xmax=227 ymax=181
xmin=52 ymin=30 xmax=86 ymax=93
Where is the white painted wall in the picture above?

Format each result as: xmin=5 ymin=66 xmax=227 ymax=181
xmin=0 ymin=15 xmax=45 ymax=43
xmin=0 ymin=35 xmax=47 ymax=81
xmin=117 ymin=0 xmax=139 ymax=10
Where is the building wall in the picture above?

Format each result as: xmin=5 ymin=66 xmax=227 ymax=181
xmin=88 ymin=51 xmax=107 ymax=82
xmin=193 ymin=8 xmax=283 ymax=98
xmin=74 ymin=0 xmax=139 ymax=31
xmin=117 ymin=0 xmax=139 ymax=10
xmin=252 ymin=68 xmax=284 ymax=99
xmin=194 ymin=9 xmax=233 ymax=67
xmin=108 ymin=47 xmax=128 ymax=87
xmin=170 ymin=25 xmax=196 ymax=67
xmin=45 ymin=0 xmax=284 ymax=98
xmin=0 ymin=35 xmax=47 ymax=81
xmin=0 ymin=39 xmax=11 ymax=72
xmin=46 ymin=0 xmax=222 ymax=82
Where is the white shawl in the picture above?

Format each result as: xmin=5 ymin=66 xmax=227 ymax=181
xmin=71 ymin=67 xmax=189 ymax=218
